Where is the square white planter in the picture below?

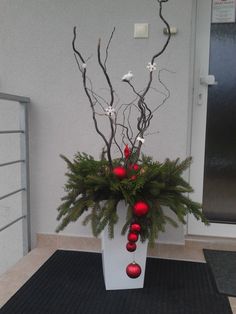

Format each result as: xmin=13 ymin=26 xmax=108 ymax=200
xmin=102 ymin=201 xmax=148 ymax=290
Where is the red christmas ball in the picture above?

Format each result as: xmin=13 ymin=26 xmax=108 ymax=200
xmin=127 ymin=232 xmax=139 ymax=242
xmin=112 ymin=166 xmax=127 ymax=179
xmin=126 ymin=241 xmax=137 ymax=252
xmin=133 ymin=201 xmax=149 ymax=216
xmin=130 ymin=175 xmax=137 ymax=181
xmin=130 ymin=223 xmax=141 ymax=233
xmin=133 ymin=163 xmax=139 ymax=171
xmin=126 ymin=262 xmax=142 ymax=278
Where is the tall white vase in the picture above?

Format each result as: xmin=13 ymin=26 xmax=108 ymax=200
xmin=102 ymin=201 xmax=148 ymax=290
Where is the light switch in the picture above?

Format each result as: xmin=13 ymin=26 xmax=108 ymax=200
xmin=134 ymin=23 xmax=149 ymax=38
xmin=163 ymin=27 xmax=178 ymax=35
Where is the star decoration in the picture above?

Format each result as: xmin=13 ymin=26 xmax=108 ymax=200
xmin=137 ymin=136 xmax=145 ymax=144
xmin=147 ymin=62 xmax=157 ymax=72
xmin=105 ymin=106 xmax=115 ymax=116
xmin=121 ymin=71 xmax=133 ymax=82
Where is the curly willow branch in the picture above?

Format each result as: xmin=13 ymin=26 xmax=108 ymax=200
xmin=126 ymin=0 xmax=171 ymax=159
xmin=72 ymin=27 xmax=113 ymax=169
xmin=72 ymin=0 xmax=171 ymax=165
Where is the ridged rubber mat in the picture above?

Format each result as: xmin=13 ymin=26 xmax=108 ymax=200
xmin=0 ymin=250 xmax=232 ymax=314
xmin=204 ymin=249 xmax=236 ymax=297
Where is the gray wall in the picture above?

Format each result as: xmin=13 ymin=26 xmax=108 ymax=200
xmin=0 ymin=0 xmax=194 ymax=246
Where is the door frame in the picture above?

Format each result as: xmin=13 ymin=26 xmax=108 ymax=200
xmin=186 ymin=0 xmax=236 ymax=237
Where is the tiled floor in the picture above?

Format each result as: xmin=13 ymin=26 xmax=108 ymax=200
xmin=0 ymin=235 xmax=236 ymax=313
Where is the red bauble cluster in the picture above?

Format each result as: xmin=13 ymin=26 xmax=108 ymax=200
xmin=113 ymin=145 xmax=141 ymax=182
xmin=119 ymin=145 xmax=147 ymax=279
xmin=126 ymin=222 xmax=141 ymax=252
xmin=126 ymin=262 xmax=142 ymax=279
xmin=128 ymin=163 xmax=140 ymax=181
xmin=125 ymin=204 xmax=147 ymax=278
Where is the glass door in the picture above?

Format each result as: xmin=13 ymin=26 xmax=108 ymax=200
xmin=187 ymin=0 xmax=236 ymax=236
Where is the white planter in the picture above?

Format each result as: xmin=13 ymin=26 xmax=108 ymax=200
xmin=102 ymin=201 xmax=148 ymax=290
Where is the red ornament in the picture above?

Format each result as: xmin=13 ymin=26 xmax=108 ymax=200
xmin=130 ymin=223 xmax=141 ymax=233
xmin=124 ymin=145 xmax=131 ymax=159
xmin=127 ymin=232 xmax=139 ymax=242
xmin=130 ymin=175 xmax=137 ymax=181
xmin=126 ymin=241 xmax=137 ymax=252
xmin=133 ymin=201 xmax=149 ymax=216
xmin=133 ymin=164 xmax=139 ymax=171
xmin=126 ymin=262 xmax=142 ymax=278
xmin=112 ymin=166 xmax=127 ymax=179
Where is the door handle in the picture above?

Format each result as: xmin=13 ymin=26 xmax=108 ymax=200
xmin=200 ymin=75 xmax=218 ymax=86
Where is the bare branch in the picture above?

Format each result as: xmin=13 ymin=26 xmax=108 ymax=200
xmin=152 ymin=68 xmax=172 ymax=114
xmin=116 ymin=123 xmax=133 ymax=147
xmin=97 ymin=38 xmax=115 ymax=107
xmin=141 ymin=0 xmax=171 ymax=99
xmin=72 ymin=28 xmax=113 ymax=168
xmin=72 ymin=27 xmax=85 ymax=64
xmin=104 ymin=27 xmax=116 ymax=70
xmin=113 ymin=115 xmax=124 ymax=158
xmin=72 ymin=0 xmax=171 ymax=165
xmin=151 ymin=1 xmax=171 ymax=64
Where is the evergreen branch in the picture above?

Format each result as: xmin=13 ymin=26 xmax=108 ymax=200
xmin=57 ymin=152 xmax=208 ymax=242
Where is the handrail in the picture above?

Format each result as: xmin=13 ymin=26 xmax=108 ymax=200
xmin=0 ymin=215 xmax=26 ymax=233
xmin=0 ymin=92 xmax=30 ymax=103
xmin=0 ymin=92 xmax=31 ymax=254
xmin=0 ymin=160 xmax=25 ymax=167
xmin=0 ymin=188 xmax=25 ymax=201
xmin=0 ymin=130 xmax=24 ymax=134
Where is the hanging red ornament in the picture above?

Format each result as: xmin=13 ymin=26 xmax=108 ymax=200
xmin=132 ymin=163 xmax=139 ymax=171
xmin=130 ymin=175 xmax=137 ymax=181
xmin=127 ymin=232 xmax=139 ymax=242
xmin=130 ymin=223 xmax=141 ymax=233
xmin=124 ymin=144 xmax=131 ymax=159
xmin=133 ymin=201 xmax=149 ymax=216
xmin=126 ymin=262 xmax=142 ymax=278
xmin=126 ymin=241 xmax=137 ymax=252
xmin=112 ymin=166 xmax=127 ymax=179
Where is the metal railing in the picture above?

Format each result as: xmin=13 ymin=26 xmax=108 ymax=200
xmin=0 ymin=92 xmax=31 ymax=254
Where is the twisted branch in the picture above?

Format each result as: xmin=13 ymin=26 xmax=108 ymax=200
xmin=72 ymin=0 xmax=171 ymax=166
xmin=72 ymin=28 xmax=113 ymax=168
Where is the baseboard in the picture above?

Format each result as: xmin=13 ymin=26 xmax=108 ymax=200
xmin=36 ymin=233 xmax=236 ymax=261
xmin=36 ymin=233 xmax=101 ymax=252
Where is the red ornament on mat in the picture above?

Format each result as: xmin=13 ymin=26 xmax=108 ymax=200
xmin=133 ymin=201 xmax=149 ymax=216
xmin=130 ymin=223 xmax=141 ymax=233
xmin=126 ymin=241 xmax=137 ymax=252
xmin=128 ymin=232 xmax=139 ymax=242
xmin=112 ymin=166 xmax=127 ymax=179
xmin=126 ymin=262 xmax=142 ymax=278
xmin=124 ymin=145 xmax=131 ymax=159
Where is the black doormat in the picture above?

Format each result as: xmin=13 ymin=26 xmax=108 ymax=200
xmin=204 ymin=249 xmax=236 ymax=297
xmin=0 ymin=250 xmax=232 ymax=314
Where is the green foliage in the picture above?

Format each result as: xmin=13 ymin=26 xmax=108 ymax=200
xmin=56 ymin=153 xmax=208 ymax=245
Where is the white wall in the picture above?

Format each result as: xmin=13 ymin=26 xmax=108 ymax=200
xmin=0 ymin=0 xmax=194 ymax=247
